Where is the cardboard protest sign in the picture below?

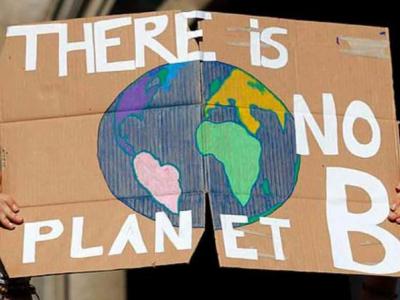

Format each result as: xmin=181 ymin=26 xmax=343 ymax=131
xmin=199 ymin=12 xmax=400 ymax=275
xmin=0 ymin=10 xmax=399 ymax=278
xmin=0 ymin=11 xmax=206 ymax=277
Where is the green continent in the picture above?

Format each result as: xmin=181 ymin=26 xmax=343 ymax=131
xmin=262 ymin=179 xmax=272 ymax=196
xmin=196 ymin=121 xmax=261 ymax=206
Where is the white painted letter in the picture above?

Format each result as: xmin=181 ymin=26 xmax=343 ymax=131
xmin=294 ymin=93 xmax=338 ymax=155
xmin=175 ymin=11 xmax=216 ymax=62
xmin=7 ymin=24 xmax=64 ymax=71
xmin=155 ymin=210 xmax=192 ymax=252
xmin=109 ymin=214 xmax=147 ymax=255
xmin=250 ymin=19 xmax=288 ymax=69
xmin=220 ymin=214 xmax=258 ymax=260
xmin=59 ymin=23 xmax=95 ymax=77
xmin=260 ymin=217 xmax=291 ymax=260
xmin=23 ymin=219 xmax=64 ymax=263
xmin=326 ymin=167 xmax=400 ymax=274
xmin=94 ymin=17 xmax=135 ymax=72
xmin=70 ymin=217 xmax=103 ymax=258
xmin=134 ymin=15 xmax=176 ymax=68
xmin=343 ymin=100 xmax=381 ymax=158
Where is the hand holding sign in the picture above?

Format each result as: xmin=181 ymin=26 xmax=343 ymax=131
xmin=388 ymin=184 xmax=400 ymax=224
xmin=0 ymin=173 xmax=23 ymax=230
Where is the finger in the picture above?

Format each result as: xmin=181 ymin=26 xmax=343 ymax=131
xmin=0 ymin=213 xmax=15 ymax=230
xmin=388 ymin=211 xmax=398 ymax=222
xmin=11 ymin=201 xmax=20 ymax=213
xmin=6 ymin=212 xmax=23 ymax=225
xmin=0 ymin=202 xmax=23 ymax=223
xmin=0 ymin=194 xmax=19 ymax=213
xmin=396 ymin=217 xmax=400 ymax=225
xmin=390 ymin=197 xmax=400 ymax=212
xmin=0 ymin=203 xmax=23 ymax=224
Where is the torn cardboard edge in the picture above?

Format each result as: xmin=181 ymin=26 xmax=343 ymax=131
xmin=0 ymin=197 xmax=206 ymax=278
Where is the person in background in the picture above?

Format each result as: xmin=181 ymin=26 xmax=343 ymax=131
xmin=0 ymin=177 xmax=38 ymax=300
xmin=361 ymin=185 xmax=400 ymax=300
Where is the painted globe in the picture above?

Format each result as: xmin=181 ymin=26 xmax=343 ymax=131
xmin=98 ymin=61 xmax=300 ymax=229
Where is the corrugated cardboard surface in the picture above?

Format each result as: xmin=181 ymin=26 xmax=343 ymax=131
xmin=199 ymin=12 xmax=400 ymax=275
xmin=0 ymin=11 xmax=205 ymax=277
xmin=0 ymin=10 xmax=399 ymax=277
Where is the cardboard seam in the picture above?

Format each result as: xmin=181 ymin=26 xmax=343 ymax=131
xmin=0 ymin=106 xmax=398 ymax=125
xmin=18 ymin=191 xmax=207 ymax=209
xmin=20 ymin=192 xmax=394 ymax=210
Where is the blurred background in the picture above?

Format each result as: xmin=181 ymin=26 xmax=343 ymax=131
xmin=1 ymin=1 xmax=399 ymax=299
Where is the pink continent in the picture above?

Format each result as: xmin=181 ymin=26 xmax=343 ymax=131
xmin=133 ymin=152 xmax=181 ymax=213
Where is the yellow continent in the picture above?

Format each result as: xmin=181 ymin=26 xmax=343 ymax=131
xmin=205 ymin=69 xmax=287 ymax=134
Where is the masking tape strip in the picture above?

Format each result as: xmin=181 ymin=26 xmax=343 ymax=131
xmin=338 ymin=36 xmax=390 ymax=59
